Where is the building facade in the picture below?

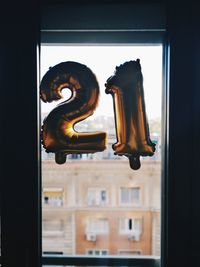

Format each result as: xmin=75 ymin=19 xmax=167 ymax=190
xmin=42 ymin=156 xmax=161 ymax=256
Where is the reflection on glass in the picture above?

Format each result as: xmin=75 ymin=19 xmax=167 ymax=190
xmin=41 ymin=45 xmax=162 ymax=257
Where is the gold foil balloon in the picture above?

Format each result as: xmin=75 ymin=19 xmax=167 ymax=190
xmin=105 ymin=59 xmax=155 ymax=170
xmin=40 ymin=61 xmax=107 ymax=164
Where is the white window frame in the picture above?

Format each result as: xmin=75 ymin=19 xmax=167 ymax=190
xmin=42 ymin=187 xmax=64 ymax=207
xmin=86 ymin=218 xmax=109 ymax=234
xmin=118 ymin=249 xmax=142 ymax=255
xmin=119 ymin=217 xmax=142 ymax=235
xmin=87 ymin=187 xmax=108 ymax=206
xmin=120 ymin=187 xmax=141 ymax=206
xmin=43 ymin=219 xmax=65 ymax=237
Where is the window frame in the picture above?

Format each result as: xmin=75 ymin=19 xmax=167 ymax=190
xmin=118 ymin=249 xmax=142 ymax=255
xmin=86 ymin=218 xmax=109 ymax=235
xmin=87 ymin=187 xmax=108 ymax=206
xmin=120 ymin=187 xmax=141 ymax=206
xmin=42 ymin=187 xmax=64 ymax=207
xmin=119 ymin=217 xmax=143 ymax=236
xmin=39 ymin=3 xmax=165 ymax=267
xmin=42 ymin=219 xmax=65 ymax=237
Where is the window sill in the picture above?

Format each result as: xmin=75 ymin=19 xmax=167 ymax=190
xmin=42 ymin=254 xmax=160 ymax=266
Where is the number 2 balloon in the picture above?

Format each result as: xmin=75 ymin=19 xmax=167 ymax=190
xmin=40 ymin=61 xmax=107 ymax=164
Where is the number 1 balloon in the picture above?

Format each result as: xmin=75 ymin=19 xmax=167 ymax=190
xmin=105 ymin=59 xmax=155 ymax=170
xmin=40 ymin=61 xmax=107 ymax=164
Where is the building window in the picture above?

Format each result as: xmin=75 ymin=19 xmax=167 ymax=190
xmin=87 ymin=249 xmax=108 ymax=256
xmin=118 ymin=250 xmax=142 ymax=255
xmin=86 ymin=218 xmax=109 ymax=234
xmin=120 ymin=187 xmax=140 ymax=206
xmin=119 ymin=218 xmax=142 ymax=241
xmin=87 ymin=188 xmax=108 ymax=206
xmin=43 ymin=219 xmax=65 ymax=237
xmin=42 ymin=187 xmax=64 ymax=207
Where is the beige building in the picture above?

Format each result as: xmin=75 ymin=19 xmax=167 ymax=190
xmin=42 ymin=155 xmax=161 ymax=256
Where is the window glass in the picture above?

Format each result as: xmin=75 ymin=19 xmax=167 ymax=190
xmin=86 ymin=249 xmax=108 ymax=255
xmin=119 ymin=218 xmax=142 ymax=232
xmin=43 ymin=219 xmax=65 ymax=236
xmin=87 ymin=188 xmax=107 ymax=206
xmin=41 ymin=45 xmax=162 ymax=256
xmin=119 ymin=250 xmax=141 ymax=255
xmin=86 ymin=218 xmax=109 ymax=234
xmin=120 ymin=187 xmax=140 ymax=205
xmin=43 ymin=187 xmax=64 ymax=207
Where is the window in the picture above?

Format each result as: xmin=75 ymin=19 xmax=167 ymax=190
xmin=119 ymin=218 xmax=142 ymax=240
xmin=37 ymin=2 xmax=163 ymax=267
xmin=42 ymin=187 xmax=64 ymax=207
xmin=87 ymin=188 xmax=108 ymax=206
xmin=120 ymin=187 xmax=141 ymax=206
xmin=87 ymin=250 xmax=108 ymax=256
xmin=41 ymin=45 xmax=162 ymax=257
xmin=86 ymin=218 xmax=109 ymax=234
xmin=43 ymin=219 xmax=64 ymax=237
xmin=119 ymin=250 xmax=142 ymax=255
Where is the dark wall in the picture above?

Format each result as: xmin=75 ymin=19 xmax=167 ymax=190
xmin=0 ymin=1 xmax=41 ymax=267
xmin=166 ymin=2 xmax=200 ymax=267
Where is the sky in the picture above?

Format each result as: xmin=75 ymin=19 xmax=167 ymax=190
xmin=40 ymin=45 xmax=162 ymax=120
